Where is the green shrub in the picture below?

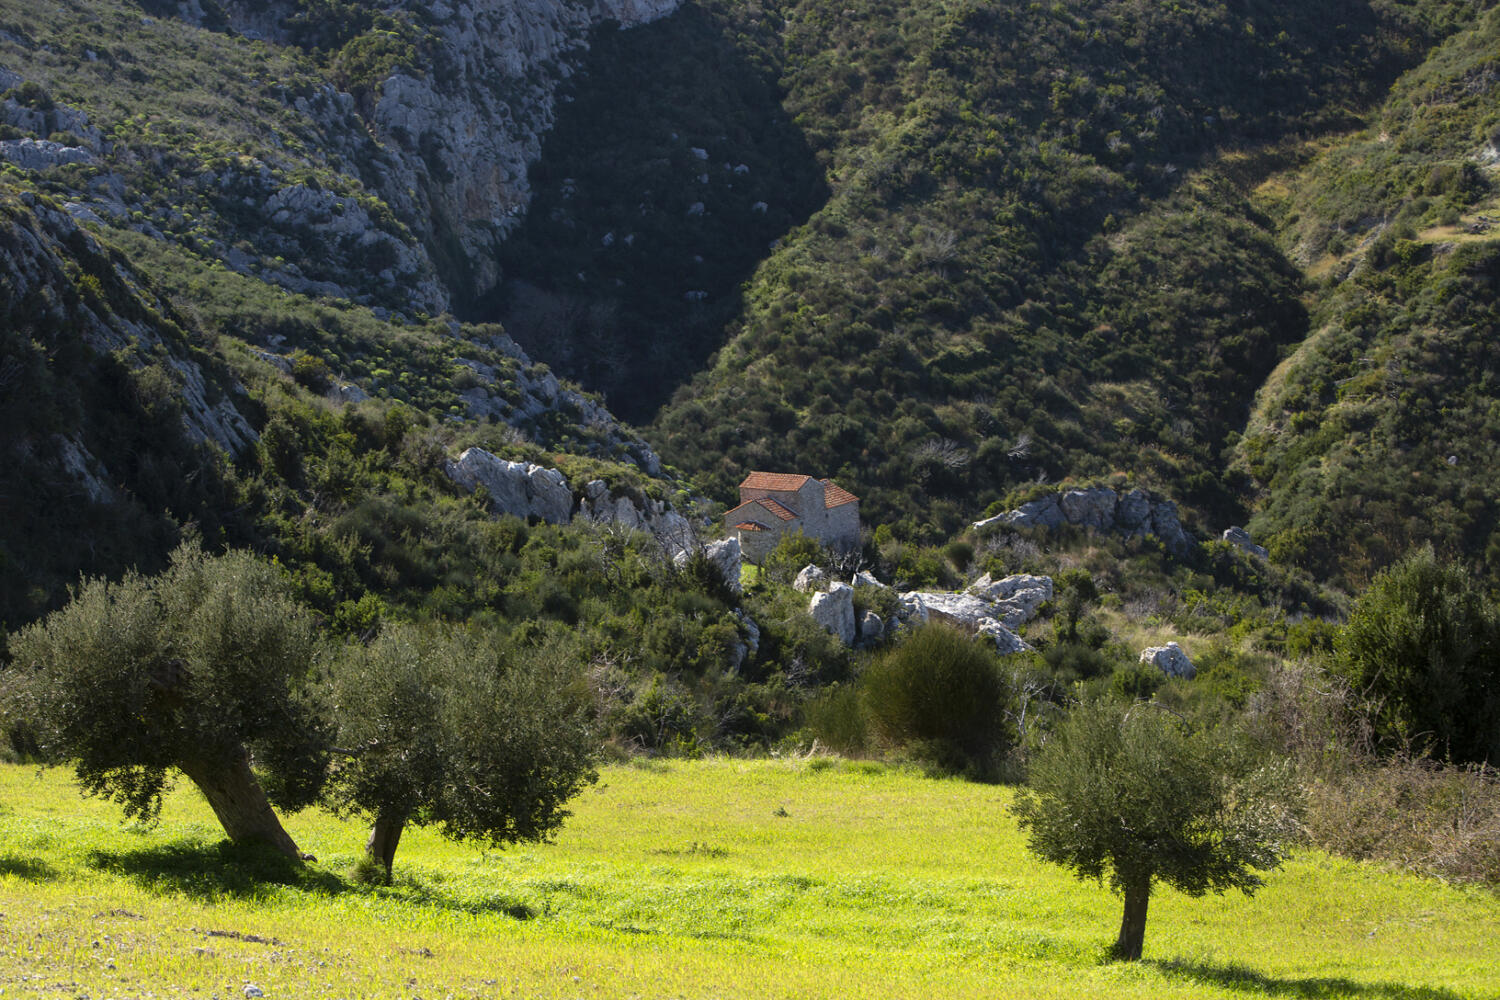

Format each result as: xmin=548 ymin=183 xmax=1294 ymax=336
xmin=861 ymin=624 xmax=1012 ymax=779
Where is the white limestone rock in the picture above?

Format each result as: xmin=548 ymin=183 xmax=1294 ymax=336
xmin=976 ymin=618 xmax=1031 ymax=655
xmin=705 ymin=537 xmax=743 ymax=595
xmin=853 ymin=569 xmax=887 ymax=590
xmin=968 ymin=573 xmax=1054 ymax=627
xmin=793 ymin=564 xmax=829 ymax=593
xmin=1222 ymin=525 xmax=1268 ymax=560
xmin=810 ymin=583 xmax=857 ymax=646
xmin=444 ymin=447 xmax=573 ymax=524
xmin=897 ymin=590 xmax=1032 ymax=654
xmin=1140 ymin=641 xmax=1196 ymax=679
xmin=858 ymin=610 xmax=885 ymax=647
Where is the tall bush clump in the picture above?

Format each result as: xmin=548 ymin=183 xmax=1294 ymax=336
xmin=1336 ymin=546 xmax=1500 ymax=765
xmin=860 ymin=624 xmax=1013 ymax=778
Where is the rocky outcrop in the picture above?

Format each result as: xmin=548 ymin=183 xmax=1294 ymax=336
xmin=578 ymin=479 xmax=694 ymax=556
xmin=809 ymin=583 xmax=856 ymax=646
xmin=702 ymin=538 xmax=743 ymax=595
xmin=896 ymin=591 xmax=1031 ymax=656
xmin=445 ymin=448 xmax=574 ymax=523
xmin=1222 ymin=526 xmax=1268 ymax=560
xmin=966 ymin=573 xmax=1053 ymax=627
xmin=973 ymin=487 xmax=1193 ymax=558
xmin=1139 ymin=642 xmax=1196 ymax=679
xmin=0 ymin=190 xmax=255 ymax=459
xmin=853 ymin=569 xmax=887 ymax=590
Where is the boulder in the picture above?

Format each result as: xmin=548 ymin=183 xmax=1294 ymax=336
xmin=526 ymin=465 xmax=574 ymax=525
xmin=793 ymin=564 xmax=829 ymax=593
xmin=1139 ymin=642 xmax=1196 ymax=679
xmin=898 ymin=591 xmax=1031 ymax=655
xmin=1222 ymin=525 xmax=1268 ymax=560
xmin=1150 ymin=502 xmax=1193 ymax=558
xmin=853 ymin=569 xmax=887 ymax=590
xmin=704 ymin=537 xmax=743 ymax=595
xmin=857 ymin=610 xmax=885 ymax=646
xmin=976 ymin=618 xmax=1031 ymax=656
xmin=1003 ymin=494 xmax=1065 ymax=530
xmin=810 ymin=583 xmax=856 ymax=646
xmin=966 ymin=573 xmax=1054 ymax=627
xmin=970 ymin=486 xmax=1195 ymax=558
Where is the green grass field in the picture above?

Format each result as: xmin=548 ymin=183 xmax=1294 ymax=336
xmin=1 ymin=757 xmax=1495 ymax=999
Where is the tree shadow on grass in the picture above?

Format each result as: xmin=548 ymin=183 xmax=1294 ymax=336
xmin=1150 ymin=958 xmax=1470 ymax=1000
xmin=88 ymin=840 xmax=346 ymax=902
xmin=86 ymin=838 xmax=536 ymax=919
xmin=0 ymin=853 xmax=59 ymax=882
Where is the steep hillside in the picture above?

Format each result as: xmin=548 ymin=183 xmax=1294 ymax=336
xmin=1238 ymin=6 xmax=1500 ymax=588
xmin=621 ymin=0 xmax=1488 ymax=537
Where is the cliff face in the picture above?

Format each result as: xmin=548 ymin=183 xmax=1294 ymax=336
xmin=198 ymin=0 xmax=682 ymax=308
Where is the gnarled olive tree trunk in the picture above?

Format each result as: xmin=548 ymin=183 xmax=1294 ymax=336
xmin=365 ymin=808 xmax=408 ymax=880
xmin=178 ymin=747 xmax=303 ymax=859
xmin=1113 ymin=880 xmax=1151 ymax=961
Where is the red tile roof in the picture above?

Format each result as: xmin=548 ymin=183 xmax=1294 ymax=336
xmin=820 ymin=479 xmax=858 ymax=508
xmin=740 ymin=471 xmax=814 ymax=492
xmin=755 ymin=497 xmax=799 ymax=521
xmin=734 ymin=521 xmax=768 ymax=532
xmin=726 ymin=496 xmax=801 ymax=522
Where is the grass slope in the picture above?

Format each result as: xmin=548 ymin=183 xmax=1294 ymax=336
xmin=2 ymin=759 xmax=1496 ymax=998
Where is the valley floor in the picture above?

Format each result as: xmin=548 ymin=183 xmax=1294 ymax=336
xmin=0 ymin=759 xmax=1495 ymax=999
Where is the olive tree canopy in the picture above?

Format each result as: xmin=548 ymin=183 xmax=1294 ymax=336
xmin=6 ymin=543 xmax=329 ymax=858
xmin=325 ymin=623 xmax=597 ymax=879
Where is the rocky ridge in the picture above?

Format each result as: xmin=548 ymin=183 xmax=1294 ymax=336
xmin=445 ymin=446 xmax=695 ymax=556
xmin=973 ymin=487 xmax=1194 ymax=558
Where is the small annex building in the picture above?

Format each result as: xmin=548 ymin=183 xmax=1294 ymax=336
xmin=725 ymin=471 xmax=860 ymax=562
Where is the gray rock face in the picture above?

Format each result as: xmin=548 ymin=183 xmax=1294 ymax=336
xmin=793 ymin=564 xmax=829 ymax=593
xmin=1139 ymin=641 xmax=1196 ymax=679
xmin=55 ymin=436 xmax=116 ymax=505
xmin=853 ymin=569 xmax=887 ymax=590
xmin=1059 ymin=486 xmax=1117 ymax=530
xmin=967 ymin=573 xmax=1054 ymax=627
xmin=355 ymin=0 xmax=680 ymax=302
xmin=858 ymin=610 xmax=885 ymax=647
xmin=578 ymin=478 xmax=695 ymax=557
xmin=810 ymin=583 xmax=857 ymax=646
xmin=1116 ymin=488 xmax=1153 ymax=536
xmin=445 ymin=447 xmax=573 ymax=524
xmin=897 ymin=590 xmax=1032 ymax=655
xmin=704 ymin=537 xmax=743 ymax=595
xmin=0 ymin=138 xmax=96 ymax=172
xmin=1222 ymin=525 xmax=1269 ymax=560
xmin=972 ymin=486 xmax=1194 ymax=558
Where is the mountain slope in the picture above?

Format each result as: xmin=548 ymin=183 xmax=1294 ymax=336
xmin=1237 ymin=6 xmax=1500 ymax=588
xmin=628 ymin=0 xmax=1489 ymax=537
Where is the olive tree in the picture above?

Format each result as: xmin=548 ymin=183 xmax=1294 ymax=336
xmin=5 ymin=543 xmax=329 ymax=857
xmin=325 ymin=623 xmax=597 ymax=880
xmin=1013 ymin=700 xmax=1296 ymax=960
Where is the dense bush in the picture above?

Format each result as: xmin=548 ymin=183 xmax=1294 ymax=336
xmin=1335 ymin=548 xmax=1500 ymax=765
xmin=860 ymin=624 xmax=1012 ymax=778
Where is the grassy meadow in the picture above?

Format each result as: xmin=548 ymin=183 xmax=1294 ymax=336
xmin=1 ymin=757 xmax=1496 ymax=999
